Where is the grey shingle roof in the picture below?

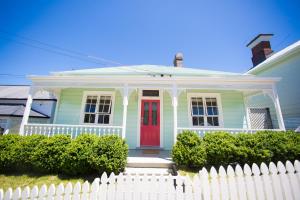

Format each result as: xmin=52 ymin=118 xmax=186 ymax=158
xmin=0 ymin=85 xmax=56 ymax=99
xmin=0 ymin=104 xmax=49 ymax=118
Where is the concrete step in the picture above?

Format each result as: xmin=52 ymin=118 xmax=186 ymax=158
xmin=126 ymin=157 xmax=174 ymax=168
xmin=124 ymin=167 xmax=172 ymax=176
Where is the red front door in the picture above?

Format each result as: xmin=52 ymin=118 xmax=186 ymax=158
xmin=140 ymin=99 xmax=160 ymax=146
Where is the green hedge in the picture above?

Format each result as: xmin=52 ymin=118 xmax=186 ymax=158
xmin=0 ymin=134 xmax=128 ymax=175
xmin=172 ymin=130 xmax=300 ymax=169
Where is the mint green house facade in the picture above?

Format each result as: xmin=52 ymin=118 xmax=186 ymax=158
xmin=20 ymin=64 xmax=285 ymax=150
xmin=247 ymin=41 xmax=300 ymax=130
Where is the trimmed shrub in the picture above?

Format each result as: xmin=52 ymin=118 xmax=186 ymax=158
xmin=90 ymin=135 xmax=128 ymax=174
xmin=0 ymin=134 xmax=22 ymax=172
xmin=31 ymin=135 xmax=71 ymax=173
xmin=172 ymin=130 xmax=300 ymax=170
xmin=255 ymin=131 xmax=300 ymax=163
xmin=203 ymin=132 xmax=237 ymax=167
xmin=61 ymin=134 xmax=98 ymax=175
xmin=171 ymin=131 xmax=206 ymax=169
xmin=15 ymin=135 xmax=48 ymax=171
xmin=234 ymin=133 xmax=271 ymax=165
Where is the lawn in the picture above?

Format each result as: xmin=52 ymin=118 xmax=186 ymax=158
xmin=177 ymin=169 xmax=198 ymax=178
xmin=0 ymin=172 xmax=99 ymax=191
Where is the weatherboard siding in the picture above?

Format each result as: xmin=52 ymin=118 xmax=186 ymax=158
xmin=55 ymin=88 xmax=251 ymax=149
xmin=55 ymin=88 xmax=123 ymax=126
xmin=177 ymin=90 xmax=247 ymax=129
xmin=251 ymin=52 xmax=300 ymax=130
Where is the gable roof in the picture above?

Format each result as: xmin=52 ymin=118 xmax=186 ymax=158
xmin=247 ymin=40 xmax=300 ymax=74
xmin=0 ymin=85 xmax=56 ymax=100
xmin=51 ymin=65 xmax=245 ymax=77
xmin=0 ymin=104 xmax=49 ymax=118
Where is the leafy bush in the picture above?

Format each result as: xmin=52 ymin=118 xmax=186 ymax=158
xmin=234 ymin=133 xmax=271 ymax=165
xmin=15 ymin=135 xmax=47 ymax=171
xmin=172 ymin=130 xmax=300 ymax=170
xmin=0 ymin=134 xmax=22 ymax=172
xmin=61 ymin=134 xmax=98 ymax=175
xmin=31 ymin=135 xmax=71 ymax=173
xmin=0 ymin=133 xmax=128 ymax=175
xmin=203 ymin=132 xmax=237 ymax=167
xmin=171 ymin=131 xmax=206 ymax=169
xmin=90 ymin=135 xmax=128 ymax=174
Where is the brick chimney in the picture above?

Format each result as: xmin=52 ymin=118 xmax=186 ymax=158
xmin=247 ymin=34 xmax=274 ymax=67
xmin=173 ymin=52 xmax=183 ymax=67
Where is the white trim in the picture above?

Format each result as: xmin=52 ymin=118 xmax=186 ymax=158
xmin=52 ymin=89 xmax=61 ymax=123
xmin=187 ymin=93 xmax=224 ymax=128
xmin=79 ymin=91 xmax=115 ymax=126
xmin=136 ymin=89 xmax=163 ymax=148
xmin=243 ymin=94 xmax=251 ymax=129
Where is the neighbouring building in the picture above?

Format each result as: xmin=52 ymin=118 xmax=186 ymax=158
xmin=247 ymin=34 xmax=300 ymax=130
xmin=0 ymin=85 xmax=56 ymax=134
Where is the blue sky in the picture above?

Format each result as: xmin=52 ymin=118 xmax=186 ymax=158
xmin=0 ymin=0 xmax=299 ymax=84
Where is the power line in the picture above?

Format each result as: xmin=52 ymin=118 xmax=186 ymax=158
xmin=0 ymin=30 xmax=122 ymax=66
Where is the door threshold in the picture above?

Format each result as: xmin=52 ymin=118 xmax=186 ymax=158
xmin=136 ymin=146 xmax=163 ymax=150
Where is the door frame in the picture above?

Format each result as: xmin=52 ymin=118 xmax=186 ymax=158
xmin=137 ymin=89 xmax=163 ymax=148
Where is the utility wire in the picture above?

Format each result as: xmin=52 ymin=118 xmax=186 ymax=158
xmin=0 ymin=30 xmax=122 ymax=66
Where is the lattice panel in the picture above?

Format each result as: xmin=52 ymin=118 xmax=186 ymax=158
xmin=249 ymin=108 xmax=273 ymax=129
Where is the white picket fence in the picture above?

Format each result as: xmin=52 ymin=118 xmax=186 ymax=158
xmin=1 ymin=160 xmax=300 ymax=200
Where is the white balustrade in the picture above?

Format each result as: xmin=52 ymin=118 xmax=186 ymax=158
xmin=1 ymin=160 xmax=299 ymax=200
xmin=24 ymin=123 xmax=122 ymax=138
xmin=177 ymin=127 xmax=282 ymax=137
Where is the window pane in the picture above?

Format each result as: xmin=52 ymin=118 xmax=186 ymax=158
xmin=103 ymin=105 xmax=110 ymax=113
xmin=198 ymin=107 xmax=204 ymax=115
xmin=142 ymin=90 xmax=159 ymax=97
xmin=143 ymin=102 xmax=149 ymax=125
xmin=85 ymin=104 xmax=91 ymax=112
xmin=213 ymin=107 xmax=218 ymax=115
xmin=98 ymin=105 xmax=104 ymax=112
xmin=104 ymin=115 xmax=110 ymax=124
xmin=192 ymin=117 xmax=198 ymax=126
xmin=213 ymin=117 xmax=219 ymax=126
xmin=152 ymin=102 xmax=157 ymax=125
xmin=192 ymin=117 xmax=204 ymax=126
xmin=84 ymin=114 xmax=95 ymax=123
xmin=192 ymin=106 xmax=198 ymax=115
xmin=207 ymin=117 xmax=219 ymax=126
xmin=98 ymin=115 xmax=104 ymax=124
xmin=207 ymin=107 xmax=213 ymax=115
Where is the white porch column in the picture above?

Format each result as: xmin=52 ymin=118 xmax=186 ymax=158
xmin=172 ymin=84 xmax=178 ymax=143
xmin=121 ymin=85 xmax=129 ymax=139
xmin=271 ymin=85 xmax=286 ymax=130
xmin=19 ymin=88 xmax=34 ymax=135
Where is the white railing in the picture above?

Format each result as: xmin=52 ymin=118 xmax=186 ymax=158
xmin=1 ymin=160 xmax=299 ymax=200
xmin=24 ymin=123 xmax=123 ymax=138
xmin=177 ymin=127 xmax=282 ymax=137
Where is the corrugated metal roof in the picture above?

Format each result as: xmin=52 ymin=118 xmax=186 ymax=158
xmin=52 ymin=65 xmax=246 ymax=77
xmin=0 ymin=104 xmax=49 ymax=118
xmin=0 ymin=85 xmax=56 ymax=99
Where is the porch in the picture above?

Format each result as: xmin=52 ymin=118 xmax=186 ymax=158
xmin=20 ymin=74 xmax=285 ymax=150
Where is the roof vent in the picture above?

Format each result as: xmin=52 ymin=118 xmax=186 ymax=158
xmin=247 ymin=34 xmax=274 ymax=67
xmin=173 ymin=52 xmax=183 ymax=67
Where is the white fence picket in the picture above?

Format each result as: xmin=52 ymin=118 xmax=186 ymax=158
xmin=1 ymin=160 xmax=300 ymax=200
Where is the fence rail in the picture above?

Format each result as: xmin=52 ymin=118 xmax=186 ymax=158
xmin=24 ymin=123 xmax=123 ymax=138
xmin=1 ymin=160 xmax=299 ymax=200
xmin=177 ymin=127 xmax=282 ymax=137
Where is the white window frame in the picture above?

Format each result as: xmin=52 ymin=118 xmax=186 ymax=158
xmin=187 ymin=93 xmax=224 ymax=127
xmin=80 ymin=91 xmax=115 ymax=126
